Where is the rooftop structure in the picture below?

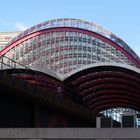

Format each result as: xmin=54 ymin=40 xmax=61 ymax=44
xmin=0 ymin=18 xmax=140 ymax=128
xmin=0 ymin=31 xmax=21 ymax=51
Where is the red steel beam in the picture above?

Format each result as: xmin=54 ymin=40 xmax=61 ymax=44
xmin=0 ymin=27 xmax=140 ymax=67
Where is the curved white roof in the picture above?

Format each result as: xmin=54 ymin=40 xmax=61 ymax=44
xmin=63 ymin=62 xmax=140 ymax=80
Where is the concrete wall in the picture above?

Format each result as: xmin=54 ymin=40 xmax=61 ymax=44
xmin=0 ymin=128 xmax=140 ymax=139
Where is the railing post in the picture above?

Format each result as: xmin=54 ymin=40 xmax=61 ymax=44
xmin=0 ymin=56 xmax=3 ymax=79
xmin=77 ymin=93 xmax=79 ymax=104
xmin=0 ymin=55 xmax=3 ymax=70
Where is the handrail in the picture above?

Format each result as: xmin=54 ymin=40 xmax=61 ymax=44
xmin=0 ymin=55 xmax=84 ymax=105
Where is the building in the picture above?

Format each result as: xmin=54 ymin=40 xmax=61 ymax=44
xmin=0 ymin=18 xmax=140 ymax=139
xmin=1 ymin=18 xmax=140 ymax=73
xmin=0 ymin=31 xmax=21 ymax=51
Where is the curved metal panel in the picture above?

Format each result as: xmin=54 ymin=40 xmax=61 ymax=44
xmin=1 ymin=28 xmax=140 ymax=76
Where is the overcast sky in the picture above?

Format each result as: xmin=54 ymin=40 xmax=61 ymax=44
xmin=0 ymin=0 xmax=140 ymax=56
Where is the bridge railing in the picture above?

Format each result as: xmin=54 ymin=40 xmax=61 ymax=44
xmin=0 ymin=55 xmax=87 ymax=108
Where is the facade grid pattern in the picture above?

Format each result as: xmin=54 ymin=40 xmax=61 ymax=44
xmin=4 ymin=31 xmax=134 ymax=74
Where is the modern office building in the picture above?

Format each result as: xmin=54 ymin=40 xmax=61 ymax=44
xmin=0 ymin=18 xmax=140 ymax=139
xmin=0 ymin=32 xmax=21 ymax=51
xmin=1 ymin=18 xmax=140 ymax=73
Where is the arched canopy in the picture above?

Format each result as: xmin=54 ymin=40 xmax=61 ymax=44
xmin=64 ymin=62 xmax=140 ymax=80
xmin=1 ymin=27 xmax=140 ymax=68
xmin=64 ymin=63 xmax=140 ymax=113
xmin=6 ymin=18 xmax=140 ymax=59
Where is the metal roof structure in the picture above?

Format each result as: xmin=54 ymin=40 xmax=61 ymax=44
xmin=0 ymin=18 xmax=140 ymax=115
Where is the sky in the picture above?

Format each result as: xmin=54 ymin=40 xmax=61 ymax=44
xmin=0 ymin=0 xmax=140 ymax=56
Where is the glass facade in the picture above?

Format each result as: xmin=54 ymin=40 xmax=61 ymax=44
xmin=100 ymin=107 xmax=140 ymax=128
xmin=4 ymin=31 xmax=134 ymax=74
xmin=9 ymin=18 xmax=139 ymax=60
xmin=0 ymin=32 xmax=21 ymax=51
xmin=1 ymin=18 xmax=140 ymax=125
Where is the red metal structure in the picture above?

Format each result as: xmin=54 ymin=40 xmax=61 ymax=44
xmin=0 ymin=18 xmax=140 ymax=119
